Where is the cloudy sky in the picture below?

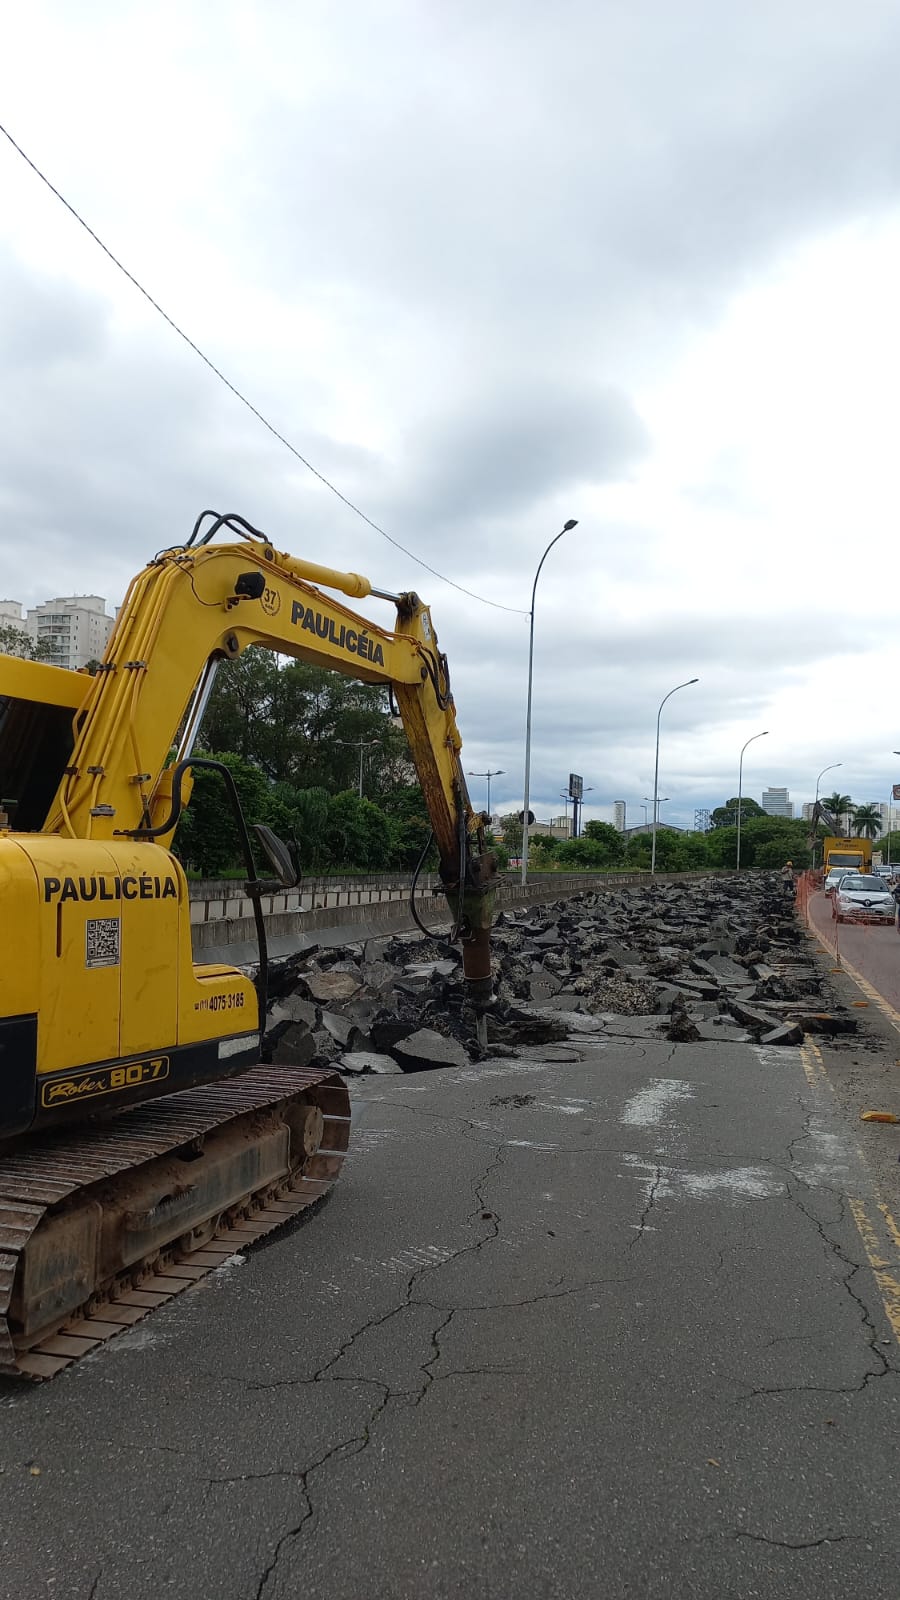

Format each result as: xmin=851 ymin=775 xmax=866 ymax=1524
xmin=2 ymin=1 xmax=900 ymax=829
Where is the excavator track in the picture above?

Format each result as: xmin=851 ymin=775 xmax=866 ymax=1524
xmin=0 ymin=1065 xmax=350 ymax=1380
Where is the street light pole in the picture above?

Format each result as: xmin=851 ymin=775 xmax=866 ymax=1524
xmin=644 ymin=795 xmax=668 ymax=858
xmin=521 ymin=519 xmax=578 ymax=885
xmin=883 ymin=758 xmax=896 ymax=870
xmin=335 ymin=738 xmax=382 ymax=798
xmin=813 ymin=761 xmax=842 ymax=868
xmin=736 ymin=730 xmax=768 ymax=870
xmin=650 ymin=678 xmax=699 ymax=874
xmin=814 ymin=762 xmax=842 ymax=810
xmin=468 ymin=768 xmax=505 ymax=819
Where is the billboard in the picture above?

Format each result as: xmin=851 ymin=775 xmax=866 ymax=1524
xmin=568 ymin=773 xmax=583 ymax=800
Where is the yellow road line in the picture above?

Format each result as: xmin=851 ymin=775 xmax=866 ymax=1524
xmin=848 ymin=1197 xmax=900 ymax=1341
xmin=800 ymin=1039 xmax=900 ymax=1341
xmin=800 ymin=1037 xmax=827 ymax=1087
xmin=878 ymin=1202 xmax=900 ymax=1254
xmin=805 ymin=916 xmax=900 ymax=1035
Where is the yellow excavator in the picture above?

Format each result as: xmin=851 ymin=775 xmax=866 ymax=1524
xmin=0 ymin=512 xmax=496 ymax=1377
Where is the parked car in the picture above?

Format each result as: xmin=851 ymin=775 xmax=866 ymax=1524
xmin=824 ymin=867 xmax=852 ymax=896
xmin=831 ymin=874 xmax=896 ymax=924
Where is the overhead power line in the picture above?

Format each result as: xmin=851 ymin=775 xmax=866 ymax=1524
xmin=0 ymin=120 xmax=529 ymax=616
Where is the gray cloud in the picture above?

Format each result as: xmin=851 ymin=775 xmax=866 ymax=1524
xmin=2 ymin=0 xmax=899 ymax=824
xmin=383 ymin=380 xmax=649 ymax=561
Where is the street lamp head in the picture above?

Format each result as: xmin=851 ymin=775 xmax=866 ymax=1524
xmin=562 ymin=518 xmax=578 ymax=531
xmin=688 ymin=677 xmax=699 ymax=684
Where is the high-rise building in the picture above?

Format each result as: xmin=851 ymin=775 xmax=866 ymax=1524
xmin=762 ymin=787 xmax=793 ymax=818
xmin=25 ymin=596 xmax=113 ymax=671
xmin=613 ymin=801 xmax=626 ymax=832
xmin=0 ymin=600 xmax=25 ymax=625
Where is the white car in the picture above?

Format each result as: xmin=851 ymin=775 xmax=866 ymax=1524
xmin=824 ymin=867 xmax=853 ymax=896
xmin=831 ymin=873 xmax=896 ymax=924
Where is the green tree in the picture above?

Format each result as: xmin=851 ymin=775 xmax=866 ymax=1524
xmin=498 ymin=813 xmax=524 ymax=855
xmin=0 ymin=622 xmax=54 ymax=661
xmin=667 ymin=832 xmax=713 ymax=870
xmin=530 ymin=834 xmax=560 ymax=867
xmin=624 ymin=831 xmax=655 ymax=868
xmin=323 ymin=791 xmax=393 ymax=871
xmin=643 ymin=828 xmax=695 ymax=871
xmin=711 ymin=797 xmax=766 ymax=828
xmin=263 ymin=783 xmax=331 ymax=872
xmin=556 ymin=836 xmax=607 ymax=869
xmin=484 ymin=829 xmax=509 ymax=871
xmin=850 ymin=803 xmax=882 ymax=840
xmin=741 ymin=815 xmax=811 ymax=869
xmin=380 ymin=783 xmax=436 ymax=870
xmin=173 ymin=750 xmax=271 ymax=877
xmin=821 ymin=792 xmax=854 ymax=835
xmin=879 ymin=829 xmax=900 ymax=864
xmin=704 ymin=825 xmax=738 ymax=867
xmin=583 ymin=820 xmax=626 ymax=864
xmin=200 ymin=649 xmax=410 ymax=795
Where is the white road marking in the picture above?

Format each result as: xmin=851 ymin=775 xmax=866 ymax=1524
xmin=620 ymin=1078 xmax=694 ymax=1127
xmin=621 ymin=1153 xmax=782 ymax=1204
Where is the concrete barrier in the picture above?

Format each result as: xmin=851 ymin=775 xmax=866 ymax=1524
xmin=190 ymin=869 xmax=734 ymax=961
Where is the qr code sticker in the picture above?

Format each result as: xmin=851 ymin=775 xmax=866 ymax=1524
xmin=85 ymin=917 xmax=121 ymax=969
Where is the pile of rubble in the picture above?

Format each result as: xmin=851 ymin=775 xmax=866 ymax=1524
xmin=262 ymin=874 xmax=850 ymax=1075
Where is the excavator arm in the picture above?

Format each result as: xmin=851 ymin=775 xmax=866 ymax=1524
xmin=32 ymin=528 xmax=496 ymax=998
xmin=806 ymin=801 xmax=841 ymax=838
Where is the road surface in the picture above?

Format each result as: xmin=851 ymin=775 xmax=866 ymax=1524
xmin=806 ymin=886 xmax=900 ymax=1014
xmin=2 ymin=1020 xmax=900 ymax=1599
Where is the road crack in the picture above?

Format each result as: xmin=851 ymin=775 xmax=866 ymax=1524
xmin=628 ymin=1164 xmax=663 ymax=1247
xmin=733 ymin=1529 xmax=865 ymax=1550
xmin=251 ymin=1139 xmax=508 ymax=1594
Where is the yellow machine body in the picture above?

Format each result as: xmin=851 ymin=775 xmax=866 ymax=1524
xmin=0 ymin=834 xmax=256 ymax=1135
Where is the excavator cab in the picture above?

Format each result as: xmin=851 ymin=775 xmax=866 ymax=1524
xmin=0 ymin=655 xmax=86 ymax=832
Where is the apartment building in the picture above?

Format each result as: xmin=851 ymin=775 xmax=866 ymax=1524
xmin=761 ymin=787 xmax=793 ymax=818
xmin=25 ymin=595 xmax=113 ymax=671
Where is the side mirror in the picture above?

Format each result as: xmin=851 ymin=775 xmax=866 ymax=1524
xmin=252 ymin=823 xmax=299 ymax=889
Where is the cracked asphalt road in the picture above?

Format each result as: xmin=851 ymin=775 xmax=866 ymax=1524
xmin=2 ymin=1032 xmax=900 ymax=1599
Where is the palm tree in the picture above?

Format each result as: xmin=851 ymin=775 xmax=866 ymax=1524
xmin=822 ymin=792 xmax=854 ymax=835
xmin=850 ymin=803 xmax=882 ymax=840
